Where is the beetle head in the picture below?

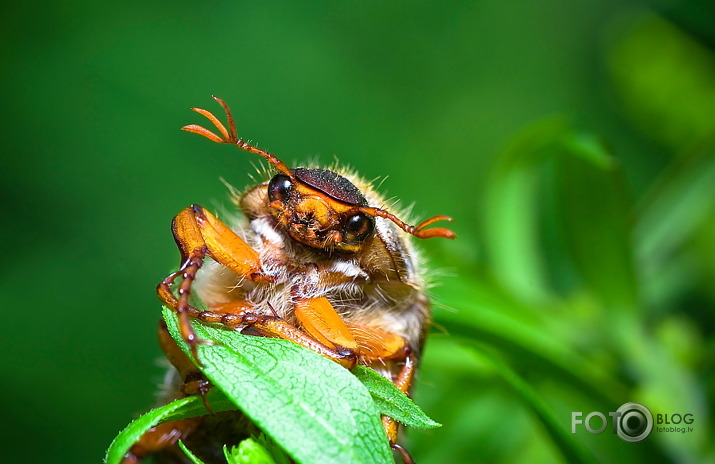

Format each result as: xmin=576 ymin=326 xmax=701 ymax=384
xmin=182 ymin=96 xmax=456 ymax=253
xmin=267 ymin=168 xmax=375 ymax=253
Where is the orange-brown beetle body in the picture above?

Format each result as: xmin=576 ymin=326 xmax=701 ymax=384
xmin=124 ymin=98 xmax=454 ymax=464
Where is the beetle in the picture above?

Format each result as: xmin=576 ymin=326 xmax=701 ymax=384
xmin=122 ymin=97 xmax=455 ymax=464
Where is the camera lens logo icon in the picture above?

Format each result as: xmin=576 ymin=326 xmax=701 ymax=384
xmin=615 ymin=402 xmax=653 ymax=442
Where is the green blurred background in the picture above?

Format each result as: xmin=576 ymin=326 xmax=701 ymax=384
xmin=2 ymin=1 xmax=715 ymax=463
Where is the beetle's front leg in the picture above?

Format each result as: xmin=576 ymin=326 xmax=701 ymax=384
xmin=157 ymin=204 xmax=271 ymax=360
xmin=243 ymin=296 xmax=360 ymax=369
xmin=230 ymin=264 xmax=366 ymax=368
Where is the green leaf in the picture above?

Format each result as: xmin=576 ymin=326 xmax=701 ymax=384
xmin=104 ymin=391 xmax=235 ymax=464
xmin=485 ymin=121 xmax=639 ymax=310
xmin=635 ymin=143 xmax=715 ymax=306
xmin=462 ymin=345 xmax=598 ymax=464
xmin=482 ymin=118 xmax=569 ymax=303
xmin=224 ymin=438 xmax=278 ymax=464
xmin=163 ymin=308 xmax=392 ymax=464
xmin=553 ymin=132 xmax=638 ymax=311
xmin=433 ymin=288 xmax=627 ymax=406
xmin=179 ymin=441 xmax=206 ymax=464
xmin=607 ymin=14 xmax=715 ymax=150
xmin=353 ymin=366 xmax=440 ymax=429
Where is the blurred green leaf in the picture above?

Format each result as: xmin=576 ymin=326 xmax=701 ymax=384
xmin=608 ymin=14 xmax=715 ymax=150
xmin=462 ymin=344 xmax=599 ymax=464
xmin=635 ymin=143 xmax=715 ymax=307
xmin=483 ymin=118 xmax=569 ymax=303
xmin=163 ymin=308 xmax=392 ymax=464
xmin=434 ymin=295 xmax=626 ymax=407
xmin=553 ymin=133 xmax=638 ymax=310
xmin=485 ymin=121 xmax=639 ymax=310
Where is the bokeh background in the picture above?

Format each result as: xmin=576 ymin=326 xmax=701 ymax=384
xmin=2 ymin=1 xmax=714 ymax=463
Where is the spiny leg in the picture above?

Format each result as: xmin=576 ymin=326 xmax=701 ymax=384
xmin=157 ymin=280 xmax=261 ymax=331
xmin=158 ymin=318 xmax=214 ymax=411
xmin=161 ymin=277 xmax=361 ymax=371
xmin=244 ymin=314 xmax=359 ymax=369
xmin=174 ymin=294 xmax=362 ymax=369
xmin=176 ymin=248 xmax=212 ymax=361
xmin=157 ymin=204 xmax=268 ymax=360
xmin=159 ymin=277 xmax=348 ymax=370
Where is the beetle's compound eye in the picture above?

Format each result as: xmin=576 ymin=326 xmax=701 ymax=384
xmin=268 ymin=174 xmax=293 ymax=202
xmin=343 ymin=213 xmax=375 ymax=243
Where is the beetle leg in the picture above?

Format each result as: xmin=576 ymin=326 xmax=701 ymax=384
xmin=127 ymin=305 xmax=261 ymax=463
xmin=380 ymin=353 xmax=417 ymax=443
xmin=381 ymin=354 xmax=418 ymax=463
xmin=120 ymin=417 xmax=204 ymax=464
xmin=391 ymin=443 xmax=416 ymax=464
xmin=158 ymin=319 xmax=214 ymax=411
xmin=347 ymin=324 xmax=416 ymax=393
xmin=158 ymin=288 xmax=259 ymax=330
xmin=347 ymin=324 xmax=417 ymax=458
xmin=158 ymin=318 xmax=198 ymax=380
xmin=348 ymin=325 xmax=410 ymax=363
xmin=244 ymin=313 xmax=359 ymax=369
xmin=293 ymin=297 xmax=359 ymax=353
xmin=157 ymin=204 xmax=270 ymax=359
xmin=166 ymin=294 xmax=361 ymax=368
xmin=167 ymin=204 xmax=266 ymax=281
xmin=172 ymin=205 xmax=267 ymax=281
